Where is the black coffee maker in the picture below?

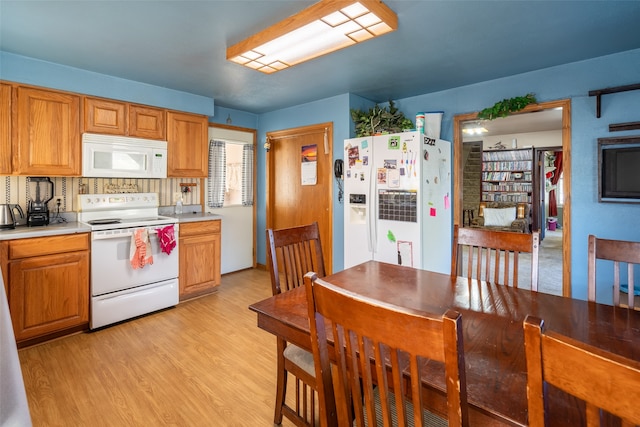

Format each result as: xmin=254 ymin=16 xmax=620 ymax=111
xmin=27 ymin=177 xmax=54 ymax=226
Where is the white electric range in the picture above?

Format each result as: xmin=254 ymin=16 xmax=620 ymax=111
xmin=78 ymin=193 xmax=179 ymax=329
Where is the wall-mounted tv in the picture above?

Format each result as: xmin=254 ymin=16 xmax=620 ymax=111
xmin=598 ymin=136 xmax=640 ymax=203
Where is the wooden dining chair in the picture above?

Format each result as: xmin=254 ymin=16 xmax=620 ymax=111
xmin=266 ymin=222 xmax=326 ymax=426
xmin=587 ymin=235 xmax=640 ymax=309
xmin=523 ymin=315 xmax=640 ymax=426
xmin=451 ymin=224 xmax=541 ymax=291
xmin=304 ymin=272 xmax=469 ymax=427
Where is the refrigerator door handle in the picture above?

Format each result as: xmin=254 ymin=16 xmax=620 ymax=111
xmin=368 ymin=140 xmax=377 ymax=255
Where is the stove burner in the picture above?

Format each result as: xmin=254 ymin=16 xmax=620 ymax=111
xmin=87 ymin=218 xmax=122 ymax=225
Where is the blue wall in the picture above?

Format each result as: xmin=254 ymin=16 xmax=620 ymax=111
xmin=256 ymin=48 xmax=640 ymax=301
xmin=0 ymin=52 xmax=215 ymax=116
xmin=393 ymin=49 xmax=640 ymax=302
xmin=3 ymin=47 xmax=640 ymax=302
xmin=256 ymin=93 xmax=363 ymax=272
xmin=209 ymin=105 xmax=258 ymax=129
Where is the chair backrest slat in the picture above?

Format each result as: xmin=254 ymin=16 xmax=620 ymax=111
xmin=587 ymin=235 xmax=640 ymax=309
xmin=524 ymin=315 xmax=640 ymax=426
xmin=451 ymin=224 xmax=540 ymax=290
xmin=266 ymin=222 xmax=326 ymax=295
xmin=305 ymin=272 xmax=469 ymax=427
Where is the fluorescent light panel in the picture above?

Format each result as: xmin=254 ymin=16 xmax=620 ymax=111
xmin=227 ymin=0 xmax=398 ymax=74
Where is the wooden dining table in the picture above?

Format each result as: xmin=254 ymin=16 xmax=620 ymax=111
xmin=249 ymin=261 xmax=640 ymax=426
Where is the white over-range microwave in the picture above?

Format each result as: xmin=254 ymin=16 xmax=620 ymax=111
xmin=82 ymin=133 xmax=168 ymax=178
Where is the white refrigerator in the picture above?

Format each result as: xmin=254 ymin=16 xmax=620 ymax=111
xmin=343 ymin=131 xmax=452 ymax=273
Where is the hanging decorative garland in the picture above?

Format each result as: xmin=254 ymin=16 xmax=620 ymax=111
xmin=477 ymin=93 xmax=537 ymax=120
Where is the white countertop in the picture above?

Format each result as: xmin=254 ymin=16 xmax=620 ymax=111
xmin=0 ymin=213 xmax=222 ymax=240
xmin=164 ymin=212 xmax=222 ymax=223
xmin=0 ymin=221 xmax=91 ymax=240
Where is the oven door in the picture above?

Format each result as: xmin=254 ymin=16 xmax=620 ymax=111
xmin=91 ymin=225 xmax=179 ymax=296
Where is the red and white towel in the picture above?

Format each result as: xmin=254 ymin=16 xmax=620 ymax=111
xmin=156 ymin=224 xmax=176 ymax=255
xmin=130 ymin=228 xmax=153 ymax=269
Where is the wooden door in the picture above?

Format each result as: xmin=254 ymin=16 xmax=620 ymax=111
xmin=15 ymin=86 xmax=81 ymax=176
xmin=266 ymin=123 xmax=333 ymax=273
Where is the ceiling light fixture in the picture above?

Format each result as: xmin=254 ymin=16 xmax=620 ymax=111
xmin=462 ymin=126 xmax=488 ymax=135
xmin=227 ymin=0 xmax=398 ymax=74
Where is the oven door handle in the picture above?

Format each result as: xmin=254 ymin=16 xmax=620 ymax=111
xmin=92 ymin=227 xmax=160 ymax=241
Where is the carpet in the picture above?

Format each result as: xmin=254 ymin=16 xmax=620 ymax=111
xmin=458 ymin=229 xmax=563 ymax=295
xmin=537 ymin=230 xmax=563 ymax=295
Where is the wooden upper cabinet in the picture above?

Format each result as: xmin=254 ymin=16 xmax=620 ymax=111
xmin=166 ymin=111 xmax=208 ymax=177
xmin=129 ymin=104 xmax=165 ymax=140
xmin=15 ymin=86 xmax=81 ymax=176
xmin=84 ymin=97 xmax=127 ymax=135
xmin=0 ymin=83 xmax=11 ymax=175
xmin=84 ymin=97 xmax=166 ymax=140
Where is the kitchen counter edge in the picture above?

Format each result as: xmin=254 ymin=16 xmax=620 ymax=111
xmin=0 ymin=214 xmax=222 ymax=240
xmin=0 ymin=222 xmax=91 ymax=240
xmin=167 ymin=213 xmax=222 ymax=223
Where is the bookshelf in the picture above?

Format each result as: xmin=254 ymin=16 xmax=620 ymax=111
xmin=481 ymin=148 xmax=533 ymax=203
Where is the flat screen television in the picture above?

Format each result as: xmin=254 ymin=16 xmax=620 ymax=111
xmin=598 ymin=136 xmax=640 ymax=203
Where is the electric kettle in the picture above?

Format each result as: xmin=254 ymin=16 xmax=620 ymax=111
xmin=0 ymin=204 xmax=25 ymax=229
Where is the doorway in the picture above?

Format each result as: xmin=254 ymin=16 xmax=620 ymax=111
xmin=454 ymin=99 xmax=572 ymax=296
xmin=208 ymin=124 xmax=256 ymax=274
xmin=533 ymin=147 xmax=563 ymax=238
xmin=266 ymin=123 xmax=333 ymax=273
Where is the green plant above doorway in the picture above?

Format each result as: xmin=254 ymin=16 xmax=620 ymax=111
xmin=477 ymin=93 xmax=537 ymax=120
xmin=350 ymin=100 xmax=414 ymax=137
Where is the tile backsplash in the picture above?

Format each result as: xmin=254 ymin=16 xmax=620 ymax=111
xmin=1 ymin=176 xmax=200 ymax=213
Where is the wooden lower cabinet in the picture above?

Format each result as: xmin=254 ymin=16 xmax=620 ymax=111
xmin=5 ymin=234 xmax=89 ymax=346
xmin=179 ymin=220 xmax=221 ymax=300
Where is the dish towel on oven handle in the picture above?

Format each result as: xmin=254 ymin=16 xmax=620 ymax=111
xmin=130 ymin=228 xmax=154 ymax=269
xmin=156 ymin=224 xmax=176 ymax=255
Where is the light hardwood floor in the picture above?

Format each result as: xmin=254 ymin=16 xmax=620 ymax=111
xmin=18 ymin=268 xmax=299 ymax=427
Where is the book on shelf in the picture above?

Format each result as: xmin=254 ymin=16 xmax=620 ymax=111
xmin=482 ymin=148 xmax=533 ymax=161
xmin=482 ymin=171 xmax=533 ymax=182
xmin=482 ymin=161 xmax=533 ymax=171
xmin=481 ymin=193 xmax=532 ymax=203
xmin=481 ymin=148 xmax=534 ymax=204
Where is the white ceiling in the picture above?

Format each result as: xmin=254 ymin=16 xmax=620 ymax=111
xmin=463 ymin=108 xmax=564 ymax=139
xmin=1 ymin=1 xmax=639 ymax=114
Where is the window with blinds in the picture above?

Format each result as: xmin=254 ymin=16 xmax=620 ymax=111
xmin=208 ymin=139 xmax=254 ymax=208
